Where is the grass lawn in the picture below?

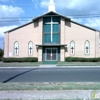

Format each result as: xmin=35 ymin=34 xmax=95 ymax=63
xmin=0 ymin=61 xmax=43 ymax=67
xmin=57 ymin=62 xmax=100 ymax=66
xmin=1 ymin=61 xmax=100 ymax=67
xmin=0 ymin=82 xmax=100 ymax=90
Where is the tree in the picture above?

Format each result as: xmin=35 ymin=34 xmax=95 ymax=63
xmin=0 ymin=48 xmax=3 ymax=58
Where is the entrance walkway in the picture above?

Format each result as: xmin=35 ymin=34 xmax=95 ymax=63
xmin=39 ymin=64 xmax=57 ymax=68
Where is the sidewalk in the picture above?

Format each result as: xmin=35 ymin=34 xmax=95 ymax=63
xmin=39 ymin=65 xmax=100 ymax=68
xmin=0 ymin=90 xmax=97 ymax=99
xmin=0 ymin=65 xmax=100 ymax=68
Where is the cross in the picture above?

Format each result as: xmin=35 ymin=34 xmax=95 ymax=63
xmin=71 ymin=47 xmax=74 ymax=54
xmin=29 ymin=47 xmax=32 ymax=54
xmin=86 ymin=47 xmax=89 ymax=53
xmin=15 ymin=47 xmax=18 ymax=54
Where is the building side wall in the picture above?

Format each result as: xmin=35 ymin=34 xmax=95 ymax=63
xmin=60 ymin=18 xmax=65 ymax=61
xmin=65 ymin=20 xmax=97 ymax=58
xmin=4 ymin=33 xmax=9 ymax=57
xmin=60 ymin=47 xmax=65 ymax=61
xmin=60 ymin=18 xmax=65 ymax=44
xmin=38 ymin=47 xmax=42 ymax=62
xmin=95 ymin=31 xmax=100 ymax=57
xmin=5 ymin=18 xmax=43 ymax=59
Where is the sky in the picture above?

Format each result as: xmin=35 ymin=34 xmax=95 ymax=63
xmin=0 ymin=0 xmax=100 ymax=49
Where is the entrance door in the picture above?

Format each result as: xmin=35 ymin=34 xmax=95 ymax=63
xmin=46 ymin=48 xmax=57 ymax=61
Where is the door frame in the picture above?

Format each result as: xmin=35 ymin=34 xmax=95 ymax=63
xmin=45 ymin=48 xmax=58 ymax=61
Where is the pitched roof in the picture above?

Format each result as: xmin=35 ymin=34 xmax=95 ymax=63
xmin=4 ymin=11 xmax=100 ymax=33
xmin=32 ymin=11 xmax=71 ymax=21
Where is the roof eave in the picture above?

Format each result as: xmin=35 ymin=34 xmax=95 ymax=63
xmin=32 ymin=11 xmax=71 ymax=22
xmin=71 ymin=20 xmax=100 ymax=32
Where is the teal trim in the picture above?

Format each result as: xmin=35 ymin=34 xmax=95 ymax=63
xmin=43 ymin=61 xmax=58 ymax=64
xmin=58 ymin=47 xmax=60 ymax=61
xmin=43 ymin=47 xmax=45 ymax=61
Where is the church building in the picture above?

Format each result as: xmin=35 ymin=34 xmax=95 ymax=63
xmin=4 ymin=0 xmax=100 ymax=62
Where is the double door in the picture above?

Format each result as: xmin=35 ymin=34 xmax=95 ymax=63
xmin=46 ymin=48 xmax=58 ymax=61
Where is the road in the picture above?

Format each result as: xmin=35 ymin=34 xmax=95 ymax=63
xmin=0 ymin=67 xmax=100 ymax=83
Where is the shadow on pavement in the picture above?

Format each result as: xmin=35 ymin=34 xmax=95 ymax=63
xmin=2 ymin=68 xmax=38 ymax=83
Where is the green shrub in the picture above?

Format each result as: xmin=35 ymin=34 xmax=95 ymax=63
xmin=65 ymin=57 xmax=100 ymax=62
xmin=2 ymin=57 xmax=38 ymax=62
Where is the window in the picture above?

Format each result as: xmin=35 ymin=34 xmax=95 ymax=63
xmin=43 ymin=17 xmax=60 ymax=44
xmin=70 ymin=41 xmax=75 ymax=55
xmin=14 ymin=41 xmax=19 ymax=55
xmin=28 ymin=41 xmax=33 ymax=55
xmin=85 ymin=41 xmax=90 ymax=55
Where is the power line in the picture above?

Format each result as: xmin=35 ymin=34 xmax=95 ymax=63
xmin=0 ymin=17 xmax=32 ymax=19
xmin=0 ymin=20 xmax=31 ymax=22
xmin=1 ymin=16 xmax=100 ymax=19
xmin=1 ymin=13 xmax=100 ymax=19
xmin=0 ymin=13 xmax=100 ymax=22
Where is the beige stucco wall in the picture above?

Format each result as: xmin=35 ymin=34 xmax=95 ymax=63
xmin=63 ymin=19 xmax=99 ymax=58
xmin=60 ymin=18 xmax=65 ymax=44
xmin=4 ymin=18 xmax=43 ymax=60
xmin=95 ymin=31 xmax=100 ymax=57
xmin=38 ymin=47 xmax=42 ymax=62
xmin=60 ymin=47 xmax=65 ymax=61
xmin=4 ymin=32 xmax=9 ymax=57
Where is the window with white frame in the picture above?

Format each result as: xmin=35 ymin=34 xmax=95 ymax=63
xmin=28 ymin=41 xmax=33 ymax=55
xmin=85 ymin=41 xmax=90 ymax=55
xmin=14 ymin=41 xmax=19 ymax=55
xmin=70 ymin=41 xmax=75 ymax=55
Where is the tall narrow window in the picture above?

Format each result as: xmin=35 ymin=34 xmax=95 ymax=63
xmin=14 ymin=41 xmax=19 ymax=55
xmin=43 ymin=17 xmax=60 ymax=44
xmin=85 ymin=41 xmax=90 ymax=55
xmin=28 ymin=41 xmax=33 ymax=55
xmin=70 ymin=41 xmax=75 ymax=55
